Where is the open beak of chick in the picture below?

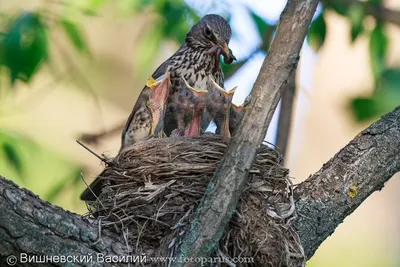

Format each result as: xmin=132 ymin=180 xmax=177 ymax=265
xmin=209 ymin=78 xmax=237 ymax=139
xmin=147 ymin=72 xmax=171 ymax=137
xmin=181 ymin=77 xmax=208 ymax=136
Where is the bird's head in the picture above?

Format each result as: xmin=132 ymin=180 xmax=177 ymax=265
xmin=175 ymin=76 xmax=208 ymax=115
xmin=208 ymin=78 xmax=236 ymax=111
xmin=229 ymin=103 xmax=244 ymax=132
xmin=186 ymin=14 xmax=236 ymax=64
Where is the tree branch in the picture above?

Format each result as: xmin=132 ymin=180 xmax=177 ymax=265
xmin=0 ymin=177 xmax=126 ymax=267
xmin=175 ymin=0 xmax=320 ymax=265
xmin=276 ymin=71 xmax=296 ymax=159
xmin=293 ymin=106 xmax=400 ymax=258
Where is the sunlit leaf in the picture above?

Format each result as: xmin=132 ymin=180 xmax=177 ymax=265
xmin=369 ymin=23 xmax=387 ymax=80
xmin=81 ymin=0 xmax=106 ymax=15
xmin=2 ymin=142 xmax=23 ymax=176
xmin=347 ymin=3 xmax=365 ymax=42
xmin=307 ymin=13 xmax=326 ymax=52
xmin=59 ymin=18 xmax=89 ymax=54
xmin=0 ymin=12 xmax=48 ymax=85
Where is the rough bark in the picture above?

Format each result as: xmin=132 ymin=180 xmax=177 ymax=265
xmin=276 ymin=72 xmax=296 ymax=159
xmin=175 ymin=0 xmax=320 ymax=265
xmin=294 ymin=106 xmax=400 ymax=258
xmin=0 ymin=178 xmax=127 ymax=267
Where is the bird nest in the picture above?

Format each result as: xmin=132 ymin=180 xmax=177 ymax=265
xmin=85 ymin=135 xmax=304 ymax=266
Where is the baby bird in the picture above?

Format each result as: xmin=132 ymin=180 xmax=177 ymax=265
xmin=204 ymin=79 xmax=236 ymax=138
xmin=229 ymin=103 xmax=244 ymax=135
xmin=170 ymin=77 xmax=208 ymax=136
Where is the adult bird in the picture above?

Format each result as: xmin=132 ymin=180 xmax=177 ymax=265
xmin=158 ymin=14 xmax=236 ymax=136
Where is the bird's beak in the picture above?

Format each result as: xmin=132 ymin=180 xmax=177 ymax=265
xmin=148 ymin=72 xmax=171 ymax=136
xmin=231 ymin=103 xmax=244 ymax=112
xmin=182 ymin=76 xmax=208 ymax=97
xmin=217 ymin=41 xmax=230 ymax=58
xmin=210 ymin=78 xmax=237 ymax=96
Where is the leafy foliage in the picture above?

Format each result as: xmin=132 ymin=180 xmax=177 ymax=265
xmin=347 ymin=2 xmax=365 ymax=42
xmin=0 ymin=12 xmax=48 ymax=85
xmin=369 ymin=23 xmax=388 ymax=80
xmin=58 ymin=18 xmax=89 ymax=54
xmin=321 ymin=0 xmax=398 ymax=121
xmin=308 ymin=13 xmax=326 ymax=52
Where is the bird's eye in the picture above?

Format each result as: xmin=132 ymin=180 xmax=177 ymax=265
xmin=205 ymin=28 xmax=211 ymax=37
xmin=185 ymin=91 xmax=190 ymax=97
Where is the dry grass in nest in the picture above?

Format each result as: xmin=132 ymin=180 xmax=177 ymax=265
xmin=85 ymin=135 xmax=304 ymax=266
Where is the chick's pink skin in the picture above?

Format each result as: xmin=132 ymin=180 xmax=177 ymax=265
xmin=171 ymin=81 xmax=207 ymax=136
xmin=148 ymin=73 xmax=171 ymax=136
xmin=206 ymin=83 xmax=235 ymax=139
xmin=229 ymin=104 xmax=244 ymax=135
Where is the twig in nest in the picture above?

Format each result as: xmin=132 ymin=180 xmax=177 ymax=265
xmin=76 ymin=139 xmax=112 ymax=165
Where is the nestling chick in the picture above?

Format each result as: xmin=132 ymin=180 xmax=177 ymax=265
xmin=229 ymin=103 xmax=244 ymax=135
xmin=205 ymin=79 xmax=236 ymax=138
xmin=170 ymin=77 xmax=208 ymax=136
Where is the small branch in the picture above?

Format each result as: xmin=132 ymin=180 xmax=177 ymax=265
xmin=294 ymin=106 xmax=400 ymax=259
xmin=79 ymin=124 xmax=124 ymax=145
xmin=175 ymin=0 xmax=320 ymax=265
xmin=276 ymin=71 xmax=296 ymax=159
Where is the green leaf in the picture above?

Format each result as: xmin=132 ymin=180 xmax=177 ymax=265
xmin=347 ymin=3 xmax=365 ymax=42
xmin=351 ymin=97 xmax=380 ymax=121
xmin=351 ymin=71 xmax=400 ymax=121
xmin=0 ymin=12 xmax=48 ymax=85
xmin=250 ymin=11 xmax=270 ymax=38
xmin=307 ymin=13 xmax=327 ymax=52
xmin=59 ymin=18 xmax=89 ymax=54
xmin=369 ymin=23 xmax=388 ymax=80
xmin=2 ymin=142 xmax=23 ymax=175
xmin=381 ymin=68 xmax=400 ymax=93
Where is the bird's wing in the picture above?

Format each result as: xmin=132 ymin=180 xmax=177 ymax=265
xmin=151 ymin=56 xmax=173 ymax=80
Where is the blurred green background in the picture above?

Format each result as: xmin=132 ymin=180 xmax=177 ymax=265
xmin=0 ymin=0 xmax=399 ymax=266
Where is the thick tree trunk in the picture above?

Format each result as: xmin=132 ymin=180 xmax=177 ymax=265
xmin=0 ymin=178 xmax=127 ymax=267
